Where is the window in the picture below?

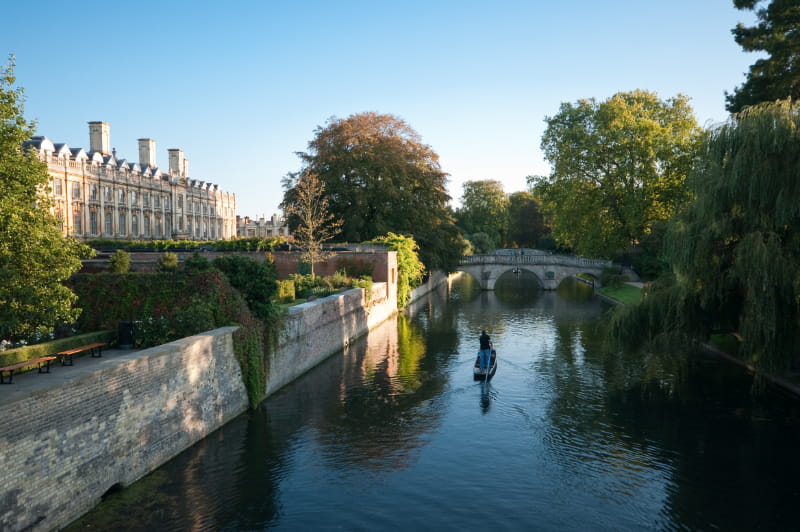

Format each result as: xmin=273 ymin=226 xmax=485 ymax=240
xmin=164 ymin=217 xmax=171 ymax=237
xmin=104 ymin=186 xmax=111 ymax=201
xmin=118 ymin=189 xmax=125 ymax=204
xmin=131 ymin=191 xmax=137 ymax=206
xmin=143 ymin=193 xmax=150 ymax=207
xmin=104 ymin=212 xmax=112 ymax=235
xmin=72 ymin=182 xmax=81 ymax=199
xmin=156 ymin=217 xmax=163 ymax=238
xmin=178 ymin=195 xmax=183 ymax=209
xmin=154 ymin=195 xmax=160 ymax=209
xmin=131 ymin=214 xmax=138 ymax=236
xmin=90 ymin=184 xmax=98 ymax=201
xmin=178 ymin=217 xmax=184 ymax=231
xmin=90 ymin=211 xmax=98 ymax=235
xmin=119 ymin=213 xmax=126 ymax=236
xmin=144 ymin=216 xmax=151 ymax=237
xmin=73 ymin=206 xmax=81 ymax=234
xmin=165 ymin=196 xmax=171 ymax=210
xmin=54 ymin=179 xmax=62 ymax=196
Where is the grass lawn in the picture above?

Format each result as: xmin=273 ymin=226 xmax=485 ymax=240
xmin=599 ymin=284 xmax=642 ymax=305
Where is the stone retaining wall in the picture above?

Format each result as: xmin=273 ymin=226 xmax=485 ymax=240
xmin=268 ymin=281 xmax=397 ymax=395
xmin=0 ymin=327 xmax=248 ymax=532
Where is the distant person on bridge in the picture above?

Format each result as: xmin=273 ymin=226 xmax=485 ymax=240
xmin=479 ymin=330 xmax=492 ymax=373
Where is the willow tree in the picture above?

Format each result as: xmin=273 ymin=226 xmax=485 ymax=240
xmin=536 ymin=90 xmax=702 ymax=258
xmin=612 ymin=100 xmax=800 ymax=374
xmin=0 ymin=57 xmax=92 ymax=343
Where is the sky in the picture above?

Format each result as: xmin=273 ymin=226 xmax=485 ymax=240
xmin=3 ymin=0 xmax=760 ymax=219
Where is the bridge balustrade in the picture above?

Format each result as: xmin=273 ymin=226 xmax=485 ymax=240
xmin=460 ymin=254 xmax=611 ymax=269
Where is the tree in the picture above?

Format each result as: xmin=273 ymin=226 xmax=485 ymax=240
xmin=286 ymin=112 xmax=465 ymax=271
xmin=456 ymin=179 xmax=509 ymax=249
xmin=611 ymin=100 xmax=800 ymax=375
xmin=0 ymin=56 xmax=93 ymax=343
xmin=281 ymin=170 xmax=342 ymax=277
xmin=536 ymin=90 xmax=702 ymax=258
xmin=506 ymin=191 xmax=548 ymax=249
xmin=726 ymin=0 xmax=800 ymax=113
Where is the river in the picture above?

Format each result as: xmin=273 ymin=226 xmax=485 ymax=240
xmin=68 ymin=273 xmax=800 ymax=531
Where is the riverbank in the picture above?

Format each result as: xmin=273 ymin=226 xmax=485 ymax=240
xmin=598 ymin=281 xmax=800 ymax=399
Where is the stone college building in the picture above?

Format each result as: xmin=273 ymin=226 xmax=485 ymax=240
xmin=24 ymin=121 xmax=237 ymax=241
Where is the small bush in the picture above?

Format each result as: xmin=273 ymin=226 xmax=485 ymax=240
xmin=183 ymin=252 xmax=213 ymax=273
xmin=109 ymin=250 xmax=131 ymax=273
xmin=276 ymin=280 xmax=296 ymax=303
xmin=157 ymin=252 xmax=179 ymax=272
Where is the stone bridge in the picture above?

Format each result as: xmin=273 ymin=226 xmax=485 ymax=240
xmin=458 ymin=253 xmax=613 ymax=290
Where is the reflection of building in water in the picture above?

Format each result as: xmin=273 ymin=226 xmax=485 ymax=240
xmin=24 ymin=121 xmax=237 ymax=241
xmin=236 ymin=214 xmax=290 ymax=238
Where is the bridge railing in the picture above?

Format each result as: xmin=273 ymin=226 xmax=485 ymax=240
xmin=460 ymin=253 xmax=612 ymax=269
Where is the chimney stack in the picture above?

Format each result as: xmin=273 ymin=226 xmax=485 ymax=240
xmin=168 ymin=148 xmax=188 ymax=177
xmin=138 ymin=138 xmax=156 ymax=168
xmin=88 ymin=121 xmax=110 ymax=155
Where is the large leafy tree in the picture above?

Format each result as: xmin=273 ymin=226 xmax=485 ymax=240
xmin=0 ymin=57 xmax=92 ymax=343
xmin=286 ymin=112 xmax=465 ymax=271
xmin=456 ymin=179 xmax=509 ymax=250
xmin=281 ymin=170 xmax=342 ymax=276
xmin=612 ymin=101 xmax=800 ymax=374
xmin=536 ymin=90 xmax=702 ymax=258
xmin=506 ymin=191 xmax=548 ymax=249
xmin=726 ymin=0 xmax=800 ymax=113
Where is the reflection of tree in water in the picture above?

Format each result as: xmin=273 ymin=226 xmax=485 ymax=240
xmin=536 ymin=303 xmax=800 ymax=530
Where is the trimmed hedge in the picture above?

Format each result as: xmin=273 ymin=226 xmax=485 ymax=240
xmin=0 ymin=330 xmax=114 ymax=369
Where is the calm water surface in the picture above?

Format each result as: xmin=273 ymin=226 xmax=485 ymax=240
xmin=70 ymin=274 xmax=800 ymax=531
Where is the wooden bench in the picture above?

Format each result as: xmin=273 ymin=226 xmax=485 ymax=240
xmin=0 ymin=356 xmax=57 ymax=384
xmin=57 ymin=342 xmax=109 ymax=366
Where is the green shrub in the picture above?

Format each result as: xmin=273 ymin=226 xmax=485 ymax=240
xmin=157 ymin=252 xmax=179 ymax=272
xmin=212 ymin=255 xmax=278 ymax=321
xmin=600 ymin=267 xmax=629 ymax=288
xmin=183 ymin=252 xmax=213 ymax=273
xmin=109 ymin=250 xmax=131 ymax=273
xmin=276 ymin=280 xmax=296 ymax=303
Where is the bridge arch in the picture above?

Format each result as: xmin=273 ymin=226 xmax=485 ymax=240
xmin=456 ymin=253 xmax=612 ymax=291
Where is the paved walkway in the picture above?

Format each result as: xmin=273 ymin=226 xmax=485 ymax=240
xmin=0 ymin=348 xmax=141 ymax=405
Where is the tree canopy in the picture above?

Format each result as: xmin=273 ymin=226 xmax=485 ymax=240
xmin=285 ymin=112 xmax=465 ymax=271
xmin=611 ymin=100 xmax=800 ymax=374
xmin=535 ymin=90 xmax=702 ymax=258
xmin=506 ymin=191 xmax=548 ymax=249
xmin=0 ymin=57 xmax=92 ymax=344
xmin=726 ymin=0 xmax=800 ymax=113
xmin=456 ymin=179 xmax=509 ymax=250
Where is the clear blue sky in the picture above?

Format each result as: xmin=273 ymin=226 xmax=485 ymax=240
xmin=3 ymin=0 xmax=759 ymax=219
